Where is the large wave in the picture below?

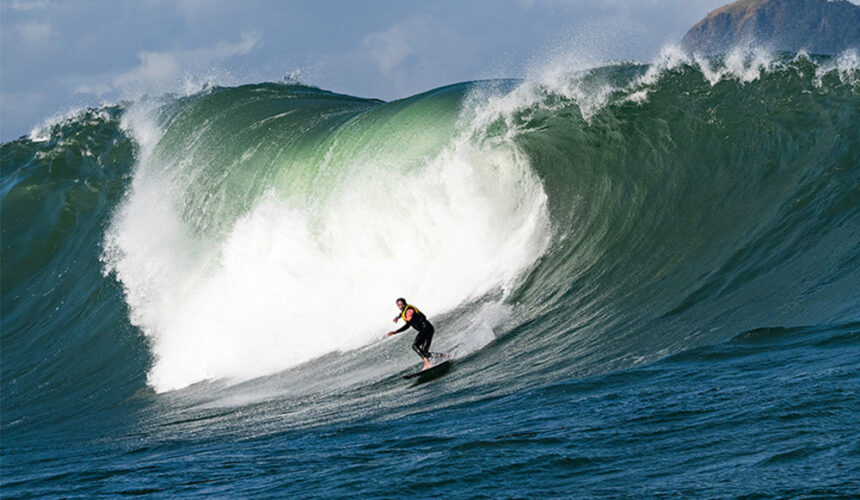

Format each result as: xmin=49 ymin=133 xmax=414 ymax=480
xmin=2 ymin=49 xmax=858 ymax=410
xmin=101 ymin=83 xmax=551 ymax=391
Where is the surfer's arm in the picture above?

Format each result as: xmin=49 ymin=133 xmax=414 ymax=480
xmin=395 ymin=323 xmax=410 ymax=333
xmin=387 ymin=324 xmax=410 ymax=337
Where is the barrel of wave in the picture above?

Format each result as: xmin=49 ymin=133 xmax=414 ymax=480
xmin=104 ymin=89 xmax=552 ymax=393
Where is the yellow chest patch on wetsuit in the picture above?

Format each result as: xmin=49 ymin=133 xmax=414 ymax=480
xmin=401 ymin=305 xmax=421 ymax=322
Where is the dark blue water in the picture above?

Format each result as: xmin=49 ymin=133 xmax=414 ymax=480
xmin=3 ymin=325 xmax=856 ymax=497
xmin=2 ymin=53 xmax=859 ymax=497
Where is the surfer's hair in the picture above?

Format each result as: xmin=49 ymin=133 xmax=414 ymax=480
xmin=396 ymin=297 xmax=406 ymax=305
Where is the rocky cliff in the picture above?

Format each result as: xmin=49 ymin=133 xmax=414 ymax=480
xmin=682 ymin=0 xmax=860 ymax=54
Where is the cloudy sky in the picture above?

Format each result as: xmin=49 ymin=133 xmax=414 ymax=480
xmin=0 ymin=0 xmax=768 ymax=140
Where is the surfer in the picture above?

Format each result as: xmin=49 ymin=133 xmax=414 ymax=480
xmin=388 ymin=298 xmax=435 ymax=370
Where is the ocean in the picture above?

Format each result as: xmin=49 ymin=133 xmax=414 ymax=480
xmin=2 ymin=49 xmax=859 ymax=497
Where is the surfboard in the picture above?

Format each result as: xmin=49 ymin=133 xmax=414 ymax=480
xmin=403 ymin=360 xmax=452 ymax=381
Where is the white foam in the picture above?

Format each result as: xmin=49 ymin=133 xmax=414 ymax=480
xmin=447 ymin=301 xmax=514 ymax=358
xmin=458 ymin=42 xmax=778 ymax=128
xmin=693 ymin=45 xmax=776 ymax=85
xmin=813 ymin=48 xmax=860 ymax=87
xmin=639 ymin=44 xmax=688 ymax=87
xmin=104 ymin=98 xmax=552 ymax=392
xmin=27 ymin=107 xmax=115 ymax=142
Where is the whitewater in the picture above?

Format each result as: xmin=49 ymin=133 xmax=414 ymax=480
xmin=2 ymin=48 xmax=858 ymax=497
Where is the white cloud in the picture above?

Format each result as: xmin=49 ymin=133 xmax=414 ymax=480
xmin=113 ymin=51 xmax=182 ymax=90
xmin=75 ymin=32 xmax=260 ymax=96
xmin=194 ymin=31 xmax=259 ymax=60
xmin=73 ymin=82 xmax=113 ymax=96
xmin=358 ymin=14 xmax=480 ymax=97
xmin=175 ymin=0 xmax=227 ymax=17
xmin=14 ymin=20 xmax=55 ymax=44
xmin=142 ymin=0 xmax=229 ymax=24
xmin=363 ymin=17 xmax=430 ymax=75
xmin=8 ymin=0 xmax=55 ymax=11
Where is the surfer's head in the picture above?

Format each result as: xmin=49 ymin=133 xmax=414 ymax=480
xmin=396 ymin=298 xmax=406 ymax=310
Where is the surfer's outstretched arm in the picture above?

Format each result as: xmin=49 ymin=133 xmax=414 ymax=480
xmin=387 ymin=324 xmax=410 ymax=337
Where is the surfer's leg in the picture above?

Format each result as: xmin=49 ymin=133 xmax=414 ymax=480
xmin=420 ymin=326 xmax=434 ymax=354
xmin=413 ymin=328 xmax=434 ymax=356
xmin=412 ymin=332 xmax=428 ymax=358
xmin=420 ymin=327 xmax=434 ymax=369
xmin=411 ymin=341 xmax=426 ymax=359
xmin=412 ymin=330 xmax=432 ymax=369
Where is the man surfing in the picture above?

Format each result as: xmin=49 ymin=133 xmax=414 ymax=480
xmin=387 ymin=298 xmax=435 ymax=370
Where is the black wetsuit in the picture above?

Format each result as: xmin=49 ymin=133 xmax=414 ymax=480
xmin=395 ymin=306 xmax=435 ymax=359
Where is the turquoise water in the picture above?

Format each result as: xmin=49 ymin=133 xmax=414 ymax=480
xmin=2 ymin=52 xmax=859 ymax=497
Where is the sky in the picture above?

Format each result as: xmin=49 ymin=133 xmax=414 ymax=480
xmin=0 ymin=0 xmax=783 ymax=141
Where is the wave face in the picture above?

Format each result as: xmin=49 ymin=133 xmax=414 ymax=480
xmin=1 ymin=51 xmax=859 ymax=495
xmin=102 ymin=83 xmax=551 ymax=391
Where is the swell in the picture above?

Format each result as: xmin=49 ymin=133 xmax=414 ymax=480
xmin=1 ymin=52 xmax=858 ymax=427
xmin=496 ymin=52 xmax=860 ymax=379
xmin=1 ymin=107 xmax=148 ymax=433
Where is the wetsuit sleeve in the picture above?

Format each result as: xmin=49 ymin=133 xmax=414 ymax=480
xmin=395 ymin=323 xmax=410 ymax=334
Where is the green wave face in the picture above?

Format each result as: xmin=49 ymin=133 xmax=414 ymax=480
xmin=498 ymin=54 xmax=859 ymax=374
xmin=102 ymin=82 xmax=551 ymax=391
xmin=2 ymin=52 xmax=858 ymax=401
xmin=1 ymin=107 xmax=144 ymax=425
